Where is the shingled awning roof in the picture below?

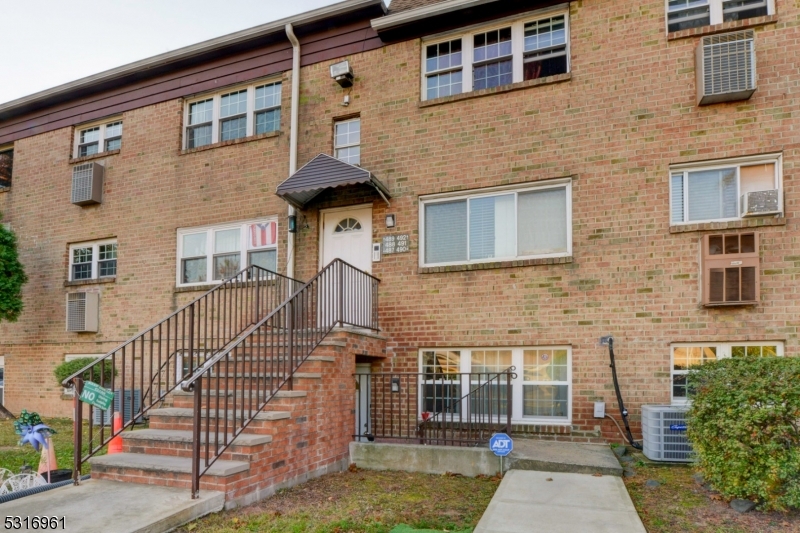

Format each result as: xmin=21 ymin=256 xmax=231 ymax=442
xmin=276 ymin=153 xmax=391 ymax=209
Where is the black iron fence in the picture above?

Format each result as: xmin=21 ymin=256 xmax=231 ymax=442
xmin=354 ymin=369 xmax=516 ymax=447
xmin=180 ymin=259 xmax=380 ymax=498
xmin=62 ymin=265 xmax=302 ymax=483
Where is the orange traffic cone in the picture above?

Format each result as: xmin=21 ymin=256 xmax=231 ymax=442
xmin=108 ymin=412 xmax=123 ymax=454
xmin=38 ymin=437 xmax=57 ymax=480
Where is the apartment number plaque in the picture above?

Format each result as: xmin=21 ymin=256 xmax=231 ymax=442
xmin=382 ymin=234 xmax=409 ymax=254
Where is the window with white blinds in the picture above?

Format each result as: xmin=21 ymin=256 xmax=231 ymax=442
xmin=669 ymin=155 xmax=781 ymax=224
xmin=421 ymin=181 xmax=571 ymax=266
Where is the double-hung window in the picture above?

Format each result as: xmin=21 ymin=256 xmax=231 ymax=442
xmin=421 ymin=180 xmax=571 ymax=267
xmin=670 ymin=154 xmax=782 ymax=224
xmin=0 ymin=147 xmax=12 ymax=188
xmin=420 ymin=347 xmax=572 ymax=424
xmin=671 ymin=342 xmax=783 ymax=404
xmin=177 ymin=219 xmax=278 ymax=286
xmin=666 ymin=0 xmax=774 ymax=33
xmin=69 ymin=240 xmax=118 ymax=281
xmin=334 ymin=118 xmax=360 ymax=165
xmin=184 ymin=80 xmax=282 ymax=149
xmin=74 ymin=120 xmax=123 ymax=158
xmin=421 ymin=10 xmax=569 ymax=100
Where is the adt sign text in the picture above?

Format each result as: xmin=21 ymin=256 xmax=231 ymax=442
xmin=489 ymin=433 xmax=513 ymax=457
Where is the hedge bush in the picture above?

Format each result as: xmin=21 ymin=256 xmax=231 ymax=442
xmin=686 ymin=356 xmax=800 ymax=511
xmin=53 ymin=358 xmax=116 ymax=389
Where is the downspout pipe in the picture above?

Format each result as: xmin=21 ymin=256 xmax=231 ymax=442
xmin=285 ymin=23 xmax=300 ymax=280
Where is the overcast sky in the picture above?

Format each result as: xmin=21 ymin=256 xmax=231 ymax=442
xmin=0 ymin=0 xmax=383 ymax=105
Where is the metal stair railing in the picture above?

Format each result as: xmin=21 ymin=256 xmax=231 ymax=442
xmin=179 ymin=258 xmax=380 ymax=498
xmin=62 ymin=265 xmax=302 ymax=483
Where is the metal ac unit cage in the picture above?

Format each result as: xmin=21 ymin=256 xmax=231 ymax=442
xmin=92 ymin=389 xmax=143 ymax=426
xmin=66 ymin=292 xmax=99 ymax=332
xmin=71 ymin=162 xmax=104 ymax=205
xmin=741 ymin=189 xmax=780 ymax=217
xmin=642 ymin=405 xmax=693 ymax=462
xmin=696 ymin=30 xmax=756 ymax=105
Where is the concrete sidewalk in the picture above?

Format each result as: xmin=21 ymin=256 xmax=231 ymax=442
xmin=474 ymin=470 xmax=646 ymax=533
xmin=0 ymin=479 xmax=223 ymax=532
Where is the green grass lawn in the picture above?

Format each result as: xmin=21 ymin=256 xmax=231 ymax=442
xmin=178 ymin=468 xmax=499 ymax=533
xmin=0 ymin=417 xmax=107 ymax=475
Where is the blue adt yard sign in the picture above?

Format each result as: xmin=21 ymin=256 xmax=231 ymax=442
xmin=489 ymin=433 xmax=513 ymax=457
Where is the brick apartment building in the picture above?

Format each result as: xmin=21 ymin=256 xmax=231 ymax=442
xmin=0 ymin=0 xmax=796 ymax=492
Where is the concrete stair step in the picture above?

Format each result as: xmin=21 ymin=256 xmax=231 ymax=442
xmin=209 ymin=372 xmax=322 ymax=379
xmin=122 ymin=428 xmax=273 ymax=447
xmin=89 ymin=452 xmax=249 ymax=478
xmin=149 ymin=407 xmax=290 ymax=421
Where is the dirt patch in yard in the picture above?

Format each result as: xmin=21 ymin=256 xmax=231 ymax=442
xmin=625 ymin=462 xmax=800 ymax=533
xmin=178 ymin=468 xmax=500 ymax=533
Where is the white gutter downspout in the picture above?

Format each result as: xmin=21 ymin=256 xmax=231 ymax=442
xmin=285 ymin=23 xmax=300 ymax=279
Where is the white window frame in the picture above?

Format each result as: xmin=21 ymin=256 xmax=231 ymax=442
xmin=419 ymin=346 xmax=572 ymax=425
xmin=72 ymin=118 xmax=123 ymax=158
xmin=176 ymin=217 xmax=279 ymax=287
xmin=182 ymin=78 xmax=282 ymax=150
xmin=420 ymin=5 xmax=570 ymax=101
xmin=333 ymin=117 xmax=361 ymax=165
xmin=670 ymin=341 xmax=784 ymax=405
xmin=669 ymin=153 xmax=782 ymax=225
xmin=68 ymin=239 xmax=118 ymax=281
xmin=419 ymin=179 xmax=572 ymax=268
xmin=665 ymin=0 xmax=775 ymax=33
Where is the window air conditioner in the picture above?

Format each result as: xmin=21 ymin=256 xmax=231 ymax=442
xmin=642 ymin=405 xmax=693 ymax=462
xmin=71 ymin=162 xmax=104 ymax=205
xmin=740 ymin=189 xmax=780 ymax=217
xmin=696 ymin=30 xmax=756 ymax=105
xmin=701 ymin=233 xmax=759 ymax=306
xmin=66 ymin=292 xmax=99 ymax=332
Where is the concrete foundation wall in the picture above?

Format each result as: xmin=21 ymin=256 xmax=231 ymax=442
xmin=350 ymin=442 xmax=503 ymax=477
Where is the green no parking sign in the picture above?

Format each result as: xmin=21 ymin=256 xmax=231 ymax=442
xmin=79 ymin=381 xmax=114 ymax=411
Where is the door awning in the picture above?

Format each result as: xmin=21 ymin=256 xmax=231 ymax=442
xmin=276 ymin=153 xmax=391 ymax=209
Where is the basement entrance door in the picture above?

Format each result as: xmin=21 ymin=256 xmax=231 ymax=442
xmin=320 ymin=205 xmax=373 ymax=328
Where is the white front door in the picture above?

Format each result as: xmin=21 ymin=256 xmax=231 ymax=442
xmin=320 ymin=206 xmax=373 ymax=328
xmin=321 ymin=206 xmax=372 ymax=273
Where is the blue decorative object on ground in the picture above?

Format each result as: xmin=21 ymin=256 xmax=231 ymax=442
xmin=13 ymin=410 xmax=55 ymax=452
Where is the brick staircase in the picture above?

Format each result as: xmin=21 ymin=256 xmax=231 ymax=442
xmin=89 ymin=329 xmax=386 ymax=507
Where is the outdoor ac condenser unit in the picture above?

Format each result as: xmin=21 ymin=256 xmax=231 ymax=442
xmin=92 ymin=389 xmax=143 ymax=426
xmin=696 ymin=30 xmax=756 ymax=105
xmin=641 ymin=405 xmax=693 ymax=462
xmin=71 ymin=162 xmax=104 ymax=205
xmin=66 ymin=292 xmax=99 ymax=332
xmin=741 ymin=189 xmax=780 ymax=217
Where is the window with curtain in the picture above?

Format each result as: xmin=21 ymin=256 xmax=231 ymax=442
xmin=422 ymin=182 xmax=570 ymax=266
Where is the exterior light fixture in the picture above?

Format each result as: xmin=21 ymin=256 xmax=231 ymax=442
xmin=391 ymin=377 xmax=400 ymax=393
xmin=330 ymin=60 xmax=354 ymax=88
xmin=288 ymin=214 xmax=297 ymax=233
xmin=385 ymin=214 xmax=396 ymax=228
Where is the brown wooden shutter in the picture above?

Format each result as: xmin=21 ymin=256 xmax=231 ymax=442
xmin=701 ymin=232 xmax=759 ymax=306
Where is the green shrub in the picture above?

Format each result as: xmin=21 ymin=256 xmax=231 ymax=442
xmin=53 ymin=358 xmax=116 ymax=389
xmin=686 ymin=356 xmax=800 ymax=511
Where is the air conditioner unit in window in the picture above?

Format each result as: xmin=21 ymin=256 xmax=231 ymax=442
xmin=71 ymin=162 xmax=104 ymax=205
xmin=701 ymin=232 xmax=759 ymax=306
xmin=92 ymin=389 xmax=143 ymax=426
xmin=642 ymin=405 xmax=693 ymax=462
xmin=696 ymin=30 xmax=756 ymax=105
xmin=66 ymin=292 xmax=99 ymax=332
xmin=741 ymin=189 xmax=780 ymax=217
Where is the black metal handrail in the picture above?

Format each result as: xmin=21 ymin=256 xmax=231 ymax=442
xmin=64 ymin=265 xmax=302 ymax=483
xmin=180 ymin=259 xmax=379 ymax=498
xmin=354 ymin=369 xmax=516 ymax=447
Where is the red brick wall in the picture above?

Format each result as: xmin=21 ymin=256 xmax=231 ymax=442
xmin=2 ymin=1 xmax=799 ymax=444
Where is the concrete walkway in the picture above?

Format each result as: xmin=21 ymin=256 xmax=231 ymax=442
xmin=474 ymin=470 xmax=646 ymax=533
xmin=0 ymin=479 xmax=223 ymax=532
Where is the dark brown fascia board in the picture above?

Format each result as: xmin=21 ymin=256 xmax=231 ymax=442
xmin=372 ymin=0 xmax=563 ymax=43
xmin=0 ymin=0 xmax=387 ymax=119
